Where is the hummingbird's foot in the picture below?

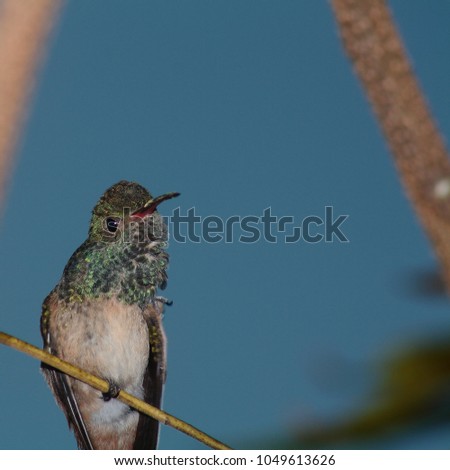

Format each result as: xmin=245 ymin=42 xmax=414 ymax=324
xmin=102 ymin=380 xmax=121 ymax=401
xmin=155 ymin=296 xmax=173 ymax=306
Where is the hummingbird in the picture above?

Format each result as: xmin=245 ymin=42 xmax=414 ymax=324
xmin=40 ymin=180 xmax=179 ymax=449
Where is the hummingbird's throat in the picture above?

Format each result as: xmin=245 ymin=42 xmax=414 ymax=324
xmin=131 ymin=192 xmax=180 ymax=219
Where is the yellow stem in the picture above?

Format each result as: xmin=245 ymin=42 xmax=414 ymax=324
xmin=0 ymin=331 xmax=232 ymax=450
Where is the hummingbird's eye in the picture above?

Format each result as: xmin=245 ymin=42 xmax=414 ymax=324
xmin=106 ymin=217 xmax=120 ymax=233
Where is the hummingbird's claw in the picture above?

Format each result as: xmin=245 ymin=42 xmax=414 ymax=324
xmin=155 ymin=296 xmax=173 ymax=306
xmin=102 ymin=381 xmax=121 ymax=401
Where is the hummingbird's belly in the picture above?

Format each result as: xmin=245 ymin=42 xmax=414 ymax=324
xmin=52 ymin=297 xmax=149 ymax=403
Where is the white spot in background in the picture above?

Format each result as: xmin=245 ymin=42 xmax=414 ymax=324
xmin=433 ymin=178 xmax=450 ymax=199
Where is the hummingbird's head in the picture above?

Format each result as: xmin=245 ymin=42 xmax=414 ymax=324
xmin=88 ymin=180 xmax=179 ymax=244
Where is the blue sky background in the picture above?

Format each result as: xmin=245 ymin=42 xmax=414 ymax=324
xmin=1 ymin=1 xmax=450 ymax=449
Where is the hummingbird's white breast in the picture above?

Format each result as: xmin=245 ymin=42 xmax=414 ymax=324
xmin=49 ymin=296 xmax=150 ymax=448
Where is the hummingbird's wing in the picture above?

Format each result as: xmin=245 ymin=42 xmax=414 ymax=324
xmin=40 ymin=292 xmax=94 ymax=450
xmin=133 ymin=301 xmax=167 ymax=450
xmin=41 ymin=364 xmax=94 ymax=449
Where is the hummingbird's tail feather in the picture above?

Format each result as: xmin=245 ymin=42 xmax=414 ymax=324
xmin=133 ymin=405 xmax=161 ymax=449
xmin=42 ymin=364 xmax=94 ymax=449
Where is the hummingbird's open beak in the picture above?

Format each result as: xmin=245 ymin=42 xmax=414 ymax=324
xmin=131 ymin=192 xmax=180 ymax=218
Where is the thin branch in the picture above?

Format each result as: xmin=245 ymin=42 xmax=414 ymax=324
xmin=330 ymin=0 xmax=450 ymax=289
xmin=0 ymin=331 xmax=232 ymax=450
xmin=0 ymin=0 xmax=62 ymax=214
